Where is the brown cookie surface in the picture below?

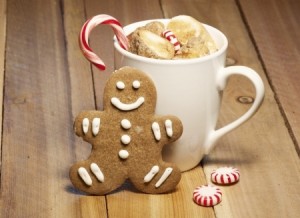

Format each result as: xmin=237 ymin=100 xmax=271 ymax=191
xmin=70 ymin=67 xmax=183 ymax=195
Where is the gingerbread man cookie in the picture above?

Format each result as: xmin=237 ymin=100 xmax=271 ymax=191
xmin=70 ymin=67 xmax=183 ymax=195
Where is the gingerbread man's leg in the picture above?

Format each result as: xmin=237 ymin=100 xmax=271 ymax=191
xmin=69 ymin=153 xmax=126 ymax=195
xmin=129 ymin=160 xmax=181 ymax=194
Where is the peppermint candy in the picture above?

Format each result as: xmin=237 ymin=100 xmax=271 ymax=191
xmin=162 ymin=30 xmax=181 ymax=52
xmin=193 ymin=185 xmax=222 ymax=207
xmin=211 ymin=166 xmax=240 ymax=185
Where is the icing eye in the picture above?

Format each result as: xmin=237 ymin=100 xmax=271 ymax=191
xmin=132 ymin=80 xmax=140 ymax=89
xmin=116 ymin=81 xmax=125 ymax=90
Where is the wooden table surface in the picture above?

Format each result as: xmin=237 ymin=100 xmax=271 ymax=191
xmin=0 ymin=0 xmax=299 ymax=217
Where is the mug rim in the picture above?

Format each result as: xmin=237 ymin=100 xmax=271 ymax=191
xmin=114 ymin=19 xmax=228 ymax=65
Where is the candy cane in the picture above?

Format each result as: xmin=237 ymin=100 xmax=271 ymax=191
xmin=79 ymin=14 xmax=129 ymax=71
xmin=162 ymin=30 xmax=181 ymax=52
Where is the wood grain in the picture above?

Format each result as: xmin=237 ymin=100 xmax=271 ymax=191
xmin=63 ymin=0 xmax=108 ymax=216
xmin=0 ymin=0 xmax=6 ymax=170
xmin=106 ymin=168 xmax=215 ymax=218
xmin=1 ymin=0 xmax=84 ymax=217
xmin=238 ymin=0 xmax=300 ymax=153
xmin=79 ymin=196 xmax=107 ymax=218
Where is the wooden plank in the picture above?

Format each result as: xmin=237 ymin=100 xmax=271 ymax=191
xmin=79 ymin=196 xmax=107 ymax=218
xmin=63 ymin=0 xmax=96 ymax=113
xmin=0 ymin=0 xmax=6 ymax=172
xmin=107 ymin=168 xmax=214 ymax=218
xmin=238 ymin=0 xmax=300 ymax=153
xmin=161 ymin=0 xmax=300 ymax=217
xmin=0 ymin=0 xmax=95 ymax=217
xmin=63 ymin=0 xmax=108 ymax=216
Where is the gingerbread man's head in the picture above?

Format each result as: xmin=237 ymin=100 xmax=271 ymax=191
xmin=103 ymin=67 xmax=157 ymax=115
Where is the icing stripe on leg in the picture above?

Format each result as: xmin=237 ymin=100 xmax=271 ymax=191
xmin=82 ymin=118 xmax=89 ymax=134
xmin=165 ymin=119 xmax=173 ymax=137
xmin=144 ymin=165 xmax=159 ymax=183
xmin=155 ymin=167 xmax=173 ymax=188
xmin=90 ymin=163 xmax=104 ymax=182
xmin=78 ymin=167 xmax=92 ymax=186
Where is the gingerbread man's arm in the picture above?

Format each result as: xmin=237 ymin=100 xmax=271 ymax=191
xmin=151 ymin=115 xmax=183 ymax=145
xmin=74 ymin=110 xmax=104 ymax=142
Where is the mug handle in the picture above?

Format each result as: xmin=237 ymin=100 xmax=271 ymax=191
xmin=204 ymin=66 xmax=265 ymax=154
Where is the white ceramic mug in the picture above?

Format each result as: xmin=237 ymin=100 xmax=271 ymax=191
xmin=114 ymin=19 xmax=265 ymax=171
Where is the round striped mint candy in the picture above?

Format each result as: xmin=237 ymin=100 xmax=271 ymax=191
xmin=211 ymin=166 xmax=240 ymax=185
xmin=193 ymin=185 xmax=222 ymax=207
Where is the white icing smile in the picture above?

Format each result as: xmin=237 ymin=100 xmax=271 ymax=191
xmin=111 ymin=97 xmax=145 ymax=111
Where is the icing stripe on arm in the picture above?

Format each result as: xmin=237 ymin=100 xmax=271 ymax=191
xmin=92 ymin=118 xmax=101 ymax=136
xmin=165 ymin=119 xmax=173 ymax=137
xmin=152 ymin=122 xmax=161 ymax=141
xmin=82 ymin=118 xmax=89 ymax=134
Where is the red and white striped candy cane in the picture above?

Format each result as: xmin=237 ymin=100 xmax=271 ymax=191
xmin=79 ymin=14 xmax=129 ymax=71
xmin=163 ymin=30 xmax=181 ymax=52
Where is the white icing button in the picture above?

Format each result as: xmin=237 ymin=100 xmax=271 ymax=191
xmin=193 ymin=185 xmax=222 ymax=207
xmin=152 ymin=122 xmax=161 ymax=141
xmin=121 ymin=134 xmax=131 ymax=145
xmin=121 ymin=119 xmax=131 ymax=129
xmin=82 ymin=118 xmax=89 ymax=134
xmin=211 ymin=166 xmax=240 ymax=185
xmin=78 ymin=167 xmax=92 ymax=186
xmin=155 ymin=167 xmax=173 ymax=188
xmin=116 ymin=81 xmax=125 ymax=90
xmin=165 ymin=119 xmax=173 ymax=137
xmin=92 ymin=118 xmax=100 ymax=136
xmin=132 ymin=80 xmax=140 ymax=89
xmin=144 ymin=165 xmax=159 ymax=183
xmin=119 ymin=150 xmax=129 ymax=159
